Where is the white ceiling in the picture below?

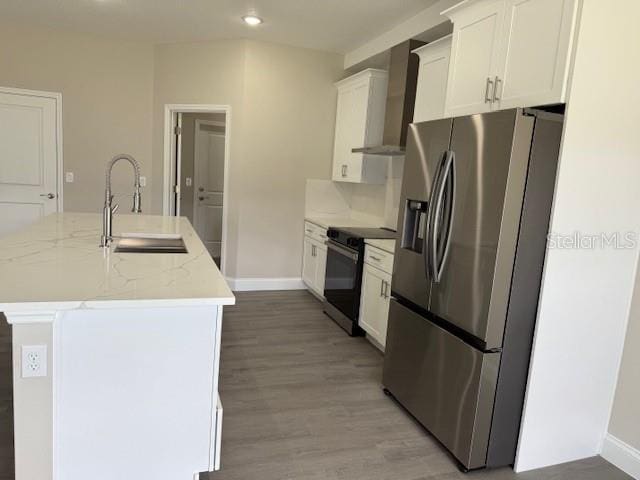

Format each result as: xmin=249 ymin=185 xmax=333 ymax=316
xmin=0 ymin=0 xmax=440 ymax=53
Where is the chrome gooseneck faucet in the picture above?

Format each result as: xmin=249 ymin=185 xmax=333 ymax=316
xmin=100 ymin=154 xmax=142 ymax=247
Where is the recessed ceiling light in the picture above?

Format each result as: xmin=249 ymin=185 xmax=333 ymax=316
xmin=242 ymin=15 xmax=263 ymax=26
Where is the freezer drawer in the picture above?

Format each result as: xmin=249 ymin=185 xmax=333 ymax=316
xmin=382 ymin=299 xmax=500 ymax=470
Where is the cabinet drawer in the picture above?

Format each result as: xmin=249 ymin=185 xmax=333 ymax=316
xmin=364 ymin=245 xmax=394 ymax=274
xmin=304 ymin=221 xmax=328 ymax=244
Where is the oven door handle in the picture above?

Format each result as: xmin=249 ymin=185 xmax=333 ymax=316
xmin=325 ymin=240 xmax=359 ymax=261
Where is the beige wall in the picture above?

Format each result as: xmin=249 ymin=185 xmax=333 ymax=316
xmin=0 ymin=27 xmax=343 ymax=281
xmin=236 ymin=41 xmax=343 ymax=278
xmin=153 ymin=40 xmax=343 ymax=279
xmin=0 ymin=24 xmax=155 ymax=213
xmin=609 ymin=257 xmax=640 ymax=450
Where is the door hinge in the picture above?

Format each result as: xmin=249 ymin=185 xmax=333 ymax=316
xmin=173 ymin=185 xmax=181 ymax=194
xmin=174 ymin=126 xmax=182 ymax=135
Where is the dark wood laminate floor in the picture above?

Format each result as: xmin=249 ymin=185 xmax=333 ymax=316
xmin=205 ymin=290 xmax=630 ymax=480
xmin=0 ymin=315 xmax=14 ymax=480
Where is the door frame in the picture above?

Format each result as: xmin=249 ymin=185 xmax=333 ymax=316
xmin=163 ymin=104 xmax=231 ymax=275
xmin=0 ymin=86 xmax=64 ymax=212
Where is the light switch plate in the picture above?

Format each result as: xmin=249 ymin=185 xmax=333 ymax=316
xmin=65 ymin=172 xmax=74 ymax=183
xmin=22 ymin=345 xmax=47 ymax=378
xmin=186 ymin=177 xmax=192 ymax=187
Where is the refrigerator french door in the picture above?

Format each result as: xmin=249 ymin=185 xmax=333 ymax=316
xmin=383 ymin=108 xmax=563 ymax=470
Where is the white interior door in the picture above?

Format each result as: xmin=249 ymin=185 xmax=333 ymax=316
xmin=0 ymin=90 xmax=60 ymax=237
xmin=194 ymin=121 xmax=225 ymax=263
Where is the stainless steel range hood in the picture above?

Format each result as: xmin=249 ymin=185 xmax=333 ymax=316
xmin=352 ymin=39 xmax=425 ymax=157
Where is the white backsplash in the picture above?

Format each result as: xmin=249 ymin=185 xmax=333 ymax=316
xmin=305 ymin=157 xmax=404 ymax=229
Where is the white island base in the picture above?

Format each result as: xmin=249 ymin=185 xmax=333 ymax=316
xmin=9 ymin=306 xmax=223 ymax=480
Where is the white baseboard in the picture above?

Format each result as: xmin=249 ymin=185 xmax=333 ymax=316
xmin=602 ymin=433 xmax=640 ymax=479
xmin=225 ymin=277 xmax=306 ymax=292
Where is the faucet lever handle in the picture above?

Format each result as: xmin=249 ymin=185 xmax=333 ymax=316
xmin=111 ymin=203 xmax=119 ymax=214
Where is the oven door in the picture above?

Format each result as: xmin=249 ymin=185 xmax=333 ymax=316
xmin=324 ymin=240 xmax=361 ymax=320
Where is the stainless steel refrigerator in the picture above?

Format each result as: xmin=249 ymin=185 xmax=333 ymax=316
xmin=383 ymin=108 xmax=564 ymax=471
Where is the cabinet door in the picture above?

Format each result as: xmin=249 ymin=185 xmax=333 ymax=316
xmin=495 ymin=0 xmax=577 ymax=109
xmin=302 ymin=237 xmax=317 ymax=290
xmin=344 ymin=80 xmax=371 ymax=182
xmin=445 ymin=0 xmax=506 ymax=117
xmin=332 ymin=87 xmax=353 ymax=181
xmin=414 ymin=36 xmax=452 ymax=123
xmin=359 ymin=264 xmax=392 ymax=347
xmin=314 ymin=244 xmax=327 ymax=296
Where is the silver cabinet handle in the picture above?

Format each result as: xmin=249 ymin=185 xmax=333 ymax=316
xmin=341 ymin=165 xmax=347 ymax=177
xmin=493 ymin=76 xmax=501 ymax=102
xmin=370 ymin=255 xmax=382 ymax=262
xmin=40 ymin=193 xmax=56 ymax=199
xmin=312 ymin=244 xmax=316 ymax=257
xmin=484 ymin=77 xmax=494 ymax=103
xmin=381 ymin=280 xmax=389 ymax=299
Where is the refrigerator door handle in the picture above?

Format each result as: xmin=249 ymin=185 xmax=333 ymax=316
xmin=431 ymin=150 xmax=456 ymax=283
xmin=424 ymin=151 xmax=447 ymax=282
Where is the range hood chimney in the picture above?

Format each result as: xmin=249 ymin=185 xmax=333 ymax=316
xmin=352 ymin=39 xmax=425 ymax=157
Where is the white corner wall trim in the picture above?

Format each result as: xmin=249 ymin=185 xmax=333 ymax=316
xmin=226 ymin=277 xmax=306 ymax=292
xmin=602 ymin=434 xmax=640 ymax=479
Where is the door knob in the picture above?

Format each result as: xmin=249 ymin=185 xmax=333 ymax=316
xmin=40 ymin=193 xmax=56 ymax=199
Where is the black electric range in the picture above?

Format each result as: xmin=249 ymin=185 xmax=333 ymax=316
xmin=323 ymin=226 xmax=396 ymax=336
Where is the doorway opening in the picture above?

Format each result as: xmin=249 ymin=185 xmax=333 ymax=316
xmin=163 ymin=105 xmax=230 ymax=271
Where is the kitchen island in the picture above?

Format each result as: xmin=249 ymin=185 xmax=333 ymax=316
xmin=0 ymin=212 xmax=234 ymax=480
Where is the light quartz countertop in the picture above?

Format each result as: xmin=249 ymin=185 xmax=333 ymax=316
xmin=365 ymin=239 xmax=396 ymax=254
xmin=0 ymin=212 xmax=235 ymax=313
xmin=304 ymin=214 xmax=384 ymax=230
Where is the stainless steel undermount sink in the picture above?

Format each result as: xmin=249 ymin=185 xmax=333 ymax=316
xmin=113 ymin=233 xmax=188 ymax=254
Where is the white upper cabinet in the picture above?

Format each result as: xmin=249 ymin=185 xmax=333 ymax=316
xmin=443 ymin=0 xmax=578 ymax=117
xmin=444 ymin=0 xmax=506 ymax=117
xmin=331 ymin=69 xmax=389 ymax=184
xmin=413 ymin=35 xmax=452 ymax=123
xmin=495 ymin=0 xmax=577 ymax=109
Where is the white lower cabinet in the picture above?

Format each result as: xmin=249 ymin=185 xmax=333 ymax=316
xmin=314 ymin=244 xmax=327 ymax=295
xmin=302 ymin=222 xmax=328 ymax=298
xmin=302 ymin=237 xmax=316 ymax=289
xmin=359 ymin=245 xmax=394 ymax=350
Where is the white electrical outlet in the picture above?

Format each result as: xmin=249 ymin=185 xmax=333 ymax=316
xmin=22 ymin=345 xmax=47 ymax=378
xmin=65 ymin=172 xmax=74 ymax=183
xmin=185 ymin=177 xmax=192 ymax=187
xmin=139 ymin=176 xmax=147 ymax=187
